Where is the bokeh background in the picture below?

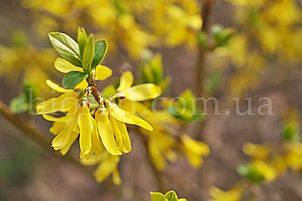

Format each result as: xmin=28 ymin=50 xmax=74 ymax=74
xmin=1 ymin=0 xmax=302 ymax=200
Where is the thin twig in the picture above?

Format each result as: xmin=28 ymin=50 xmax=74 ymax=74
xmin=0 ymin=99 xmax=93 ymax=175
xmin=0 ymin=99 xmax=122 ymax=197
xmin=196 ymin=0 xmax=217 ymax=98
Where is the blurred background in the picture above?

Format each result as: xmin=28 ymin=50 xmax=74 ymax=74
xmin=1 ymin=0 xmax=302 ymax=200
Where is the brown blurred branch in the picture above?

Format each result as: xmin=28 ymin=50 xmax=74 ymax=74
xmin=0 ymin=99 xmax=91 ymax=174
xmin=0 ymin=99 xmax=122 ymax=197
xmin=131 ymin=127 xmax=167 ymax=193
xmin=196 ymin=0 xmax=217 ymax=98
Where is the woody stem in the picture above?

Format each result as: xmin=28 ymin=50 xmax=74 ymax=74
xmin=87 ymin=70 xmax=101 ymax=104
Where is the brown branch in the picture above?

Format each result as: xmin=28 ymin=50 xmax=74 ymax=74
xmin=196 ymin=0 xmax=217 ymax=98
xmin=130 ymin=127 xmax=167 ymax=193
xmin=0 ymin=99 xmax=122 ymax=197
xmin=0 ymin=99 xmax=92 ymax=175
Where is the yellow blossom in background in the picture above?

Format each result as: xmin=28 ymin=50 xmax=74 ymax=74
xmin=278 ymin=143 xmax=302 ymax=172
xmin=242 ymin=142 xmax=272 ymax=161
xmin=208 ymin=185 xmax=243 ymax=201
xmin=19 ymin=0 xmax=204 ymax=59
xmin=181 ymin=134 xmax=210 ymax=168
xmin=0 ymin=45 xmax=57 ymax=96
xmin=81 ymin=152 xmax=122 ymax=185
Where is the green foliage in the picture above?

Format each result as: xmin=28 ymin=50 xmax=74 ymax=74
xmin=50 ymin=28 xmax=108 ymax=86
xmin=141 ymin=53 xmax=172 ymax=92
xmin=237 ymin=164 xmax=265 ymax=184
xmin=150 ymin=191 xmax=186 ymax=201
xmin=282 ymin=122 xmax=300 ymax=142
xmin=211 ymin=25 xmax=236 ymax=48
xmin=205 ymin=70 xmax=222 ymax=93
xmin=63 ymin=70 xmax=88 ymax=89
xmin=9 ymin=81 xmax=38 ymax=114
xmin=82 ymin=34 xmax=95 ymax=73
xmin=77 ymin=27 xmax=88 ymax=59
xmin=91 ymin=40 xmax=107 ymax=69
xmin=168 ymin=89 xmax=203 ymax=124
xmin=164 ymin=191 xmax=178 ymax=201
xmin=151 ymin=192 xmax=166 ymax=201
xmin=197 ymin=31 xmax=208 ymax=48
xmin=48 ymin=32 xmax=82 ymax=67
xmin=10 ymin=95 xmax=28 ymax=114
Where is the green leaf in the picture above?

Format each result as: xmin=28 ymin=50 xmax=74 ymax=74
xmin=48 ymin=32 xmax=82 ymax=67
xmin=9 ymin=95 xmax=29 ymax=114
xmin=23 ymin=80 xmax=38 ymax=102
xmin=151 ymin=53 xmax=163 ymax=83
xmin=150 ymin=192 xmax=165 ymax=201
xmin=63 ymin=71 xmax=88 ymax=89
xmin=237 ymin=164 xmax=250 ymax=178
xmin=91 ymin=40 xmax=107 ymax=69
xmin=82 ymin=34 xmax=95 ymax=73
xmin=142 ymin=53 xmax=164 ymax=84
xmin=197 ymin=31 xmax=208 ymax=48
xmin=77 ymin=27 xmax=88 ymax=59
xmin=237 ymin=164 xmax=265 ymax=184
xmin=179 ymin=89 xmax=195 ymax=111
xmin=282 ymin=122 xmax=300 ymax=142
xmin=211 ymin=25 xmax=235 ymax=48
xmin=164 ymin=191 xmax=178 ymax=201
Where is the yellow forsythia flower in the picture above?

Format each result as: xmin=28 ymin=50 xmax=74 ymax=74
xmin=181 ymin=134 xmax=210 ymax=168
xmin=81 ymin=152 xmax=122 ymax=185
xmin=208 ymin=185 xmax=243 ymax=201
xmin=116 ymin=70 xmax=162 ymax=101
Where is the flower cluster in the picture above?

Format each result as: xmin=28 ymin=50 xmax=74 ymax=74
xmin=36 ymin=28 xmax=162 ymax=184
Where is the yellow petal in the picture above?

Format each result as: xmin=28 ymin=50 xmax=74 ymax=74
xmin=95 ymin=65 xmax=112 ymax=81
xmin=43 ymin=114 xmax=72 ymax=122
xmin=46 ymin=79 xmax=71 ymax=93
xmin=115 ymin=120 xmax=131 ymax=153
xmin=125 ymin=83 xmax=162 ymax=101
xmin=36 ymin=92 xmax=78 ymax=114
xmin=94 ymin=160 xmax=115 ymax=183
xmin=60 ymin=131 xmax=79 ymax=155
xmin=119 ymin=99 xmax=153 ymax=116
xmin=91 ymin=116 xmax=105 ymax=155
xmin=96 ymin=109 xmax=122 ymax=156
xmin=78 ymin=105 xmax=93 ymax=159
xmin=128 ymin=114 xmax=153 ymax=131
xmin=182 ymin=135 xmax=210 ymax=156
xmin=181 ymin=135 xmax=210 ymax=168
xmin=112 ymin=168 xmax=122 ymax=185
xmin=93 ymin=154 xmax=120 ymax=183
xmin=75 ymin=80 xmax=89 ymax=89
xmin=109 ymin=103 xmax=153 ymax=131
xmin=149 ymin=138 xmax=166 ymax=171
xmin=54 ymin=57 xmax=82 ymax=73
xmin=109 ymin=113 xmax=123 ymax=149
xmin=49 ymin=122 xmax=66 ymax=135
xmin=117 ymin=70 xmax=133 ymax=92
xmin=52 ymin=113 xmax=78 ymax=150
xmin=81 ymin=154 xmax=103 ymax=166
xmin=184 ymin=148 xmax=203 ymax=168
